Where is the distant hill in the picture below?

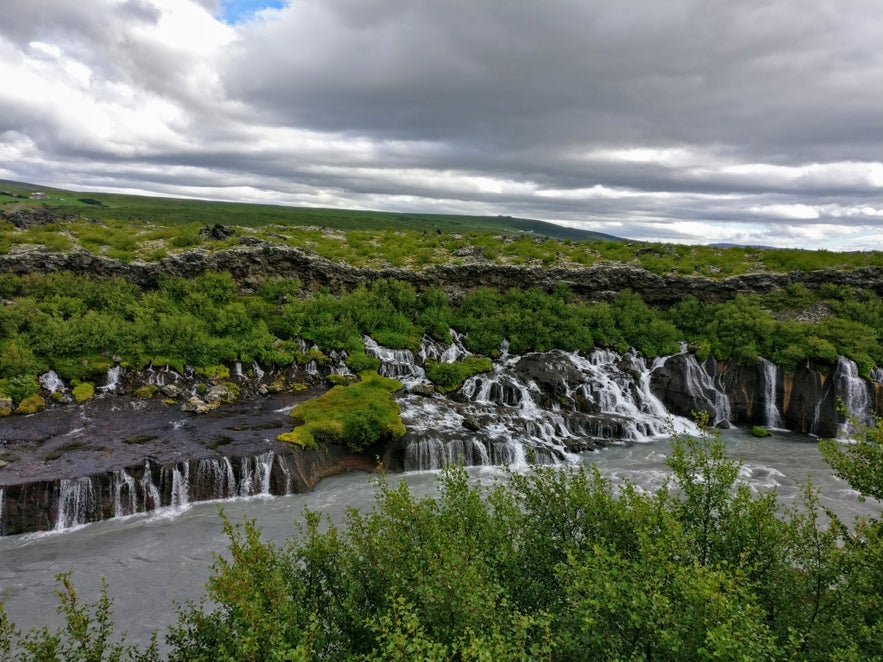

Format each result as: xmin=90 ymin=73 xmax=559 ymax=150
xmin=0 ymin=179 xmax=621 ymax=242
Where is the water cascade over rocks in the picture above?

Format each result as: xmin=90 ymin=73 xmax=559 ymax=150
xmin=1 ymin=452 xmax=320 ymax=534
xmin=372 ymin=340 xmax=703 ymax=471
xmin=759 ymin=357 xmax=784 ymax=430
xmin=3 ymin=334 xmax=881 ymax=535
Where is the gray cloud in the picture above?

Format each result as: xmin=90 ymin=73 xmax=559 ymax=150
xmin=1 ymin=0 xmax=881 ymax=249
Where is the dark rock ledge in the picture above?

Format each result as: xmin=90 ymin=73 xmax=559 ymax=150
xmin=3 ymin=242 xmax=883 ymax=305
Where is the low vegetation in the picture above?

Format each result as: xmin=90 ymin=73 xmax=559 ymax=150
xmin=2 ymin=269 xmax=883 ymax=413
xmin=278 ymin=371 xmax=405 ymax=452
xmin=424 ymin=356 xmax=493 ymax=393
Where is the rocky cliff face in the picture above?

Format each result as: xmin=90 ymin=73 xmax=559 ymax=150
xmin=4 ymin=241 xmax=883 ymax=304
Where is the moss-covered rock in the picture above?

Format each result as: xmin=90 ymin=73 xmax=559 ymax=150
xmin=15 ymin=395 xmax=46 ymax=415
xmin=71 ymin=381 xmax=95 ymax=403
xmin=135 ymin=384 xmax=158 ymax=399
xmin=196 ymin=364 xmax=230 ymax=381
xmin=751 ymin=425 xmax=773 ymax=438
xmin=0 ymin=406 xmax=11 ymax=417
xmin=278 ymin=370 xmax=405 ymax=453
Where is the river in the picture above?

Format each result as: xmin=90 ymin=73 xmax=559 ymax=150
xmin=0 ymin=427 xmax=880 ymax=652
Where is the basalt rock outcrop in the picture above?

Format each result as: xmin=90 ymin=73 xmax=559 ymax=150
xmin=3 ymin=241 xmax=883 ymax=305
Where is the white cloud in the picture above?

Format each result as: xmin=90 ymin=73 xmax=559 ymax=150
xmin=1 ymin=0 xmax=882 ymax=251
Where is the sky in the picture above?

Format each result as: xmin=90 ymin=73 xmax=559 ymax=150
xmin=1 ymin=1 xmax=881 ymax=249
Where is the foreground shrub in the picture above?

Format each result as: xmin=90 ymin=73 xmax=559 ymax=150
xmin=3 ymin=420 xmax=883 ymax=660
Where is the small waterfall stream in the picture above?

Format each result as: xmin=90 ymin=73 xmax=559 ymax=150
xmin=832 ymin=356 xmax=874 ymax=437
xmin=54 ymin=477 xmax=97 ymax=531
xmin=759 ymin=358 xmax=784 ymax=429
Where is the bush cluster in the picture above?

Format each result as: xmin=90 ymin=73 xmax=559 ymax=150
xmin=3 ymin=421 xmax=882 ymax=660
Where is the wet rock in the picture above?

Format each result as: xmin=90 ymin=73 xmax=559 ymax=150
xmin=408 ymin=383 xmax=436 ymax=397
xmin=205 ymin=384 xmax=236 ymax=403
xmin=160 ymin=384 xmax=183 ymax=398
xmin=461 ymin=416 xmax=481 ymax=432
xmin=181 ymin=397 xmax=220 ymax=414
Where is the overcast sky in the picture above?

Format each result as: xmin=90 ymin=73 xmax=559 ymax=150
xmin=1 ymin=1 xmax=881 ymax=249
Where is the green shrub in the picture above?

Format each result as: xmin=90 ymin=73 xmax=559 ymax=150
xmin=346 ymin=351 xmax=381 ymax=373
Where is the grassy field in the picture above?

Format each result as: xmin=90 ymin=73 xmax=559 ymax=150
xmin=0 ymin=179 xmax=615 ymax=240
xmin=3 ymin=179 xmax=883 ymax=275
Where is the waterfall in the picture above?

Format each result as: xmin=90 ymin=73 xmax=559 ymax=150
xmin=55 ymin=477 xmax=96 ymax=530
xmin=419 ymin=330 xmax=470 ymax=364
xmin=239 ymin=452 xmax=273 ymax=497
xmin=194 ymin=457 xmax=237 ymax=500
xmin=100 ymin=365 xmax=123 ymax=392
xmin=170 ymin=463 xmax=190 ymax=508
xmin=39 ymin=370 xmax=65 ymax=394
xmin=400 ymin=348 xmax=699 ymax=471
xmin=759 ymin=358 xmax=784 ymax=429
xmin=871 ymin=367 xmax=883 ymax=383
xmin=252 ymin=361 xmax=265 ymax=380
xmin=233 ymin=362 xmax=244 ymax=378
xmin=141 ymin=462 xmax=162 ymax=510
xmin=364 ymin=336 xmax=426 ymax=384
xmin=306 ymin=360 xmax=319 ymax=376
xmin=833 ymin=357 xmax=874 ymax=437
xmin=113 ymin=469 xmax=138 ymax=517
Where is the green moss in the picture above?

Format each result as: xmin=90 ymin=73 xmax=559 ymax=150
xmin=135 ymin=384 xmax=158 ymax=399
xmin=196 ymin=365 xmax=231 ymax=380
xmin=15 ymin=394 xmax=46 ymax=415
xmin=0 ymin=407 xmax=11 ymax=417
xmin=53 ymin=356 xmax=113 ymax=382
xmin=278 ymin=370 xmax=405 ymax=453
xmin=425 ymin=356 xmax=493 ymax=393
xmin=345 ymin=351 xmax=381 ymax=373
xmin=71 ymin=381 xmax=95 ymax=403
xmin=751 ymin=426 xmax=773 ymax=438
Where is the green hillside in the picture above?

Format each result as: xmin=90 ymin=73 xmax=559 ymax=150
xmin=0 ymin=179 xmax=618 ymax=241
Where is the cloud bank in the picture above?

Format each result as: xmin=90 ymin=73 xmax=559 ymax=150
xmin=1 ymin=0 xmax=881 ymax=248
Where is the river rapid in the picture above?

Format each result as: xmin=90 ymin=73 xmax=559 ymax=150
xmin=0 ymin=427 xmax=880 ymax=652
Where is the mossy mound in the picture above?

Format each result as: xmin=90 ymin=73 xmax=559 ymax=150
xmin=425 ymin=356 xmax=493 ymax=393
xmin=751 ymin=425 xmax=773 ymax=438
xmin=15 ymin=395 xmax=46 ymax=415
xmin=71 ymin=381 xmax=95 ymax=403
xmin=278 ymin=370 xmax=405 ymax=452
xmin=135 ymin=384 xmax=159 ymax=399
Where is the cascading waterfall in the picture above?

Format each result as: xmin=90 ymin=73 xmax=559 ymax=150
xmin=419 ymin=330 xmax=470 ymax=364
xmin=38 ymin=370 xmax=65 ymax=394
xmin=141 ymin=461 xmax=162 ymax=511
xmin=194 ymin=457 xmax=237 ymax=500
xmin=238 ymin=452 xmax=273 ymax=497
xmin=364 ymin=336 xmax=425 ymax=384
xmin=113 ymin=469 xmax=137 ymax=517
xmin=169 ymin=463 xmax=190 ymax=508
xmin=833 ymin=356 xmax=874 ymax=437
xmin=759 ymin=358 xmax=784 ymax=429
xmin=395 ymin=346 xmax=700 ymax=471
xmin=55 ymin=477 xmax=96 ymax=530
xmin=100 ymin=365 xmax=123 ymax=392
xmin=871 ymin=367 xmax=883 ymax=383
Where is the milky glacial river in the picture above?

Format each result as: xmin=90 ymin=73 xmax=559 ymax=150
xmin=0 ymin=428 xmax=879 ymax=651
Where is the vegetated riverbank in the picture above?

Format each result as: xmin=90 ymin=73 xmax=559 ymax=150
xmin=2 ymin=214 xmax=883 ymax=533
